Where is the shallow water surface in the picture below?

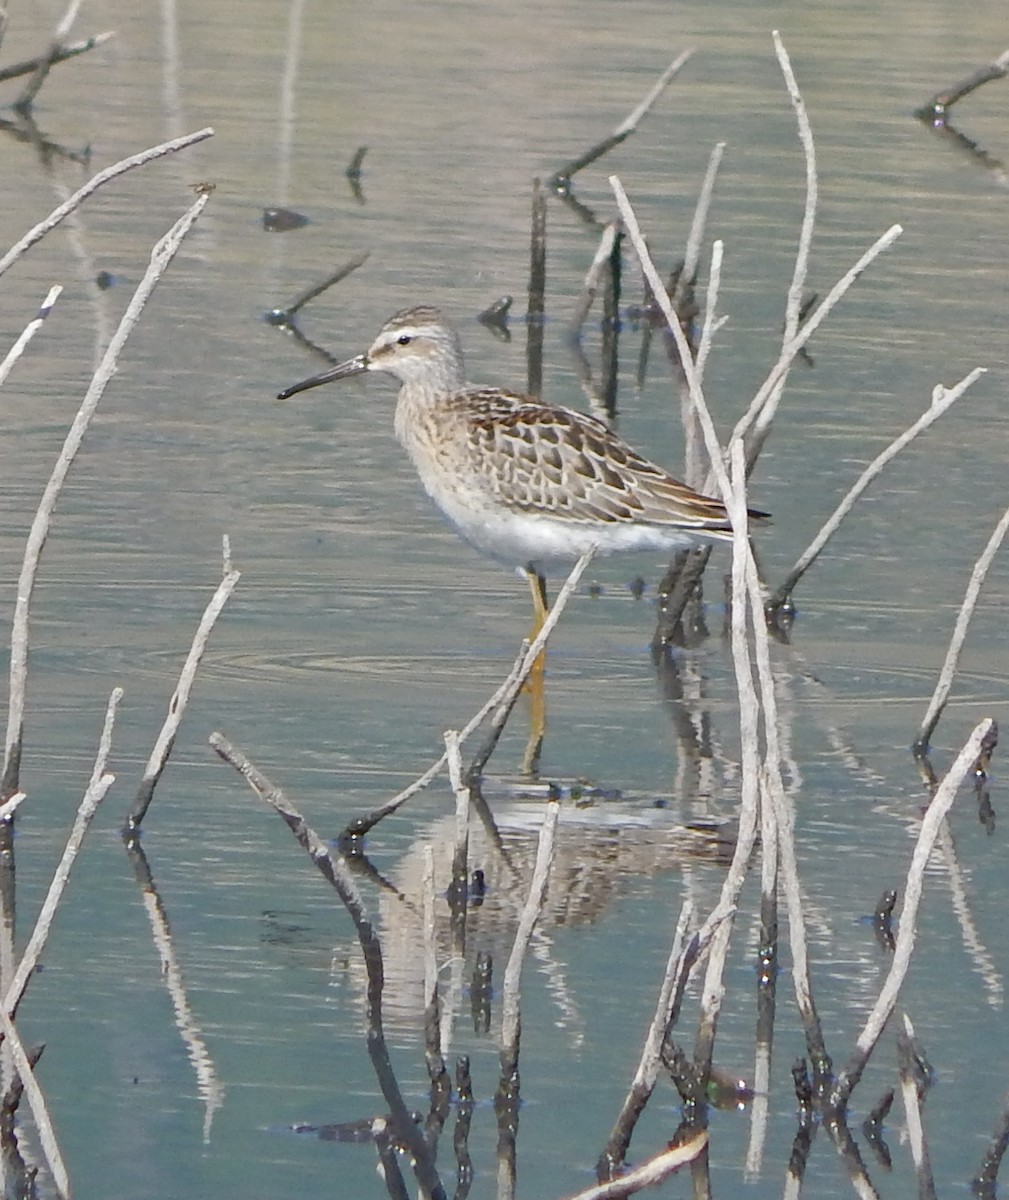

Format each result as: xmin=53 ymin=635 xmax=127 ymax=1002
xmin=1 ymin=1 xmax=1008 ymax=1197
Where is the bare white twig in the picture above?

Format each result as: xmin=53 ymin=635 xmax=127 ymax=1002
xmin=899 ymin=1014 xmax=936 ymax=1199
xmin=0 ymin=794 xmax=25 ymax=823
xmin=444 ymin=727 xmax=470 ymax=971
xmin=552 ymin=52 xmax=693 ymax=185
xmin=682 ymin=142 xmax=725 ymax=288
xmin=611 ymin=177 xmax=732 ymax=508
xmin=345 ymin=550 xmax=594 ymax=833
xmin=729 ymin=223 xmax=903 ymax=465
xmin=0 ymin=286 xmax=62 ymax=388
xmin=3 ymin=691 xmax=120 ymax=1021
xmin=731 ymin=442 xmax=823 ymax=1057
xmin=127 ymin=554 xmax=240 ymax=828
xmin=570 ymin=222 xmax=618 ymax=331
xmin=500 ymin=801 xmax=560 ymax=1068
xmin=0 ymin=31 xmax=114 ymax=85
xmin=0 ymin=127 xmax=214 ymax=279
xmin=914 ymin=496 xmax=1009 ymax=753
xmin=0 ymin=1004 xmax=69 ymax=1198
xmin=3 ymin=192 xmax=212 ymax=798
xmin=746 ymin=31 xmax=818 ymax=454
xmin=831 ymin=717 xmax=996 ymax=1107
xmin=599 ymin=900 xmax=693 ymax=1168
xmin=768 ymin=369 xmax=985 ymax=611
xmin=422 ymin=846 xmax=437 ymax=1014
xmin=614 ymin=50 xmax=695 ymax=137
xmin=563 ymin=1130 xmax=708 ymax=1200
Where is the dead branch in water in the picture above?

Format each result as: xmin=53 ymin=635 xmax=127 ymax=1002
xmin=126 ymin=536 xmax=240 ymax=830
xmin=830 ymin=717 xmax=997 ymax=1110
xmin=0 ymin=30 xmax=113 ymax=86
xmin=765 ymin=370 xmax=985 ymax=624
xmin=912 ymin=499 xmax=1009 ymax=760
xmin=549 ymin=50 xmax=694 ymax=191
xmin=915 ymin=49 xmax=1009 ymax=125
xmin=209 ymin=734 xmax=447 ymax=1200
xmin=0 ymin=127 xmax=214 ymax=279
xmin=2 ymin=189 xmax=212 ymax=802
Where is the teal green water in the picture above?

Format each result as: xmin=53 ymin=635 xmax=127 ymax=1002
xmin=1 ymin=1 xmax=1008 ymax=1197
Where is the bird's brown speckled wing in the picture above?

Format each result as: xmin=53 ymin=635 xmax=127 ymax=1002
xmin=451 ymin=389 xmax=756 ymax=530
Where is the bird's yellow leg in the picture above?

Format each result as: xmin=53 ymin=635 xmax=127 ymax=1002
xmin=521 ymin=569 xmax=548 ymax=778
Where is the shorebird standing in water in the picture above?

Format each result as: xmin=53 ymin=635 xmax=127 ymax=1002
xmin=279 ymin=306 xmax=769 ymax=770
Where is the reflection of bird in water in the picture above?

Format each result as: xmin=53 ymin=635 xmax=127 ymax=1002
xmin=338 ymin=800 xmax=737 ymax=1037
xmin=279 ymin=307 xmax=769 ymax=767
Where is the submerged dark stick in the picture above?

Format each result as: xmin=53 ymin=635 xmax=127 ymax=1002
xmin=527 ymin=177 xmax=546 ymax=399
xmin=972 ymin=1092 xmax=1009 ymax=1198
xmin=13 ymin=0 xmax=82 ymax=113
xmin=915 ymin=50 xmax=1009 ymax=123
xmin=549 ymin=50 xmax=694 ymax=190
xmin=275 ymin=250 xmax=370 ymax=321
xmin=652 ymin=546 xmax=711 ymax=648
xmin=209 ymin=734 xmax=447 ymax=1200
xmin=453 ymin=1057 xmax=475 ymax=1200
xmin=0 ymin=32 xmax=112 ymax=84
xmin=599 ymin=228 xmax=622 ymax=418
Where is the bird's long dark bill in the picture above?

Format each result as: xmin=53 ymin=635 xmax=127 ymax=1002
xmin=277 ymin=353 xmax=368 ymax=400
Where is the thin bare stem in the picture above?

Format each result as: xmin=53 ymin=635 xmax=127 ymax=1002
xmin=730 ymin=441 xmax=826 ymax=1071
xmin=0 ymin=127 xmax=214 ymax=279
xmin=3 ymin=691 xmax=120 ymax=1022
xmin=610 ymin=177 xmax=731 ymax=506
xmin=729 ymin=223 xmax=903 ymax=467
xmin=499 ymin=801 xmax=560 ymax=1076
xmin=0 ymin=1005 xmax=68 ymax=1198
xmin=766 ymin=369 xmax=985 ymax=614
xmin=3 ymin=192 xmax=211 ymax=800
xmin=693 ymin=440 xmax=760 ymax=1079
xmin=746 ymin=31 xmax=818 ymax=458
xmin=343 ymin=549 xmax=594 ymax=836
xmin=0 ymin=286 xmax=62 ymax=388
xmin=915 ymin=49 xmax=1009 ymax=122
xmin=898 ymin=1014 xmax=937 ymax=1200
xmin=830 ymin=717 xmax=997 ymax=1108
xmin=445 ymin=728 xmax=470 ymax=909
xmin=599 ymin=900 xmax=693 ymax=1173
xmin=570 ymin=222 xmax=618 ymax=332
xmin=126 ymin=559 xmax=240 ymax=829
xmin=422 ymin=845 xmax=437 ymax=1013
xmin=682 ymin=143 xmax=725 ymax=288
xmin=564 ymin=1130 xmax=709 ymax=1200
xmin=914 ymin=498 xmax=1009 ymax=754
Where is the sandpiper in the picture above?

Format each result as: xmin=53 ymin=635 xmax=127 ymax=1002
xmin=279 ymin=305 xmax=768 ymax=773
xmin=278 ymin=305 xmax=769 ymax=608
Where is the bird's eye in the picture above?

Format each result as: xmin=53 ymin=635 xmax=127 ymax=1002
xmin=397 ymin=334 xmax=412 ymax=346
